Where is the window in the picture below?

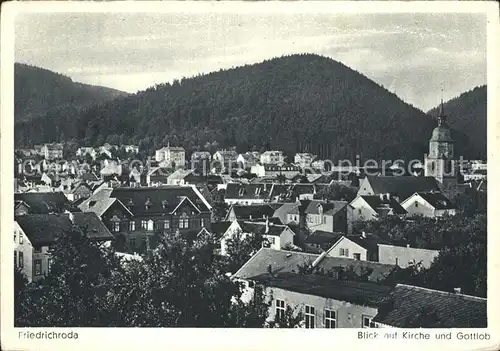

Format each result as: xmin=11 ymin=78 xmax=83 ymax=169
xmin=113 ymin=221 xmax=120 ymax=232
xmin=19 ymin=251 xmax=24 ymax=268
xmin=130 ymin=238 xmax=136 ymax=248
xmin=14 ymin=230 xmax=16 ymax=243
xmin=324 ymin=309 xmax=336 ymax=328
xmin=14 ymin=251 xmax=17 ymax=267
xmin=358 ymin=208 xmax=362 ymax=214
xmin=141 ymin=220 xmax=147 ymax=229
xmin=305 ymin=305 xmax=315 ymax=328
xmin=164 ymin=220 xmax=170 ymax=229
xmin=201 ymin=218 xmax=205 ymax=227
xmin=34 ymin=259 xmax=42 ymax=276
xmin=179 ymin=214 xmax=189 ymax=229
xmin=19 ymin=233 xmax=23 ymax=244
xmin=34 ymin=246 xmax=42 ymax=253
xmin=48 ymin=258 xmax=53 ymax=272
xmin=129 ymin=221 xmax=136 ymax=231
xmin=147 ymin=220 xmax=154 ymax=231
xmin=275 ymin=299 xmax=286 ymax=321
xmin=362 ymin=316 xmax=376 ymax=328
xmin=415 ymin=201 xmax=419 ymax=208
xmin=353 ymin=253 xmax=361 ymax=260
xmin=323 ymin=216 xmax=327 ymax=224
xmin=267 ymin=236 xmax=276 ymax=245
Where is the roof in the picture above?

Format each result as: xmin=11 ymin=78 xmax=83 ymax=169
xmin=305 ymin=231 xmax=343 ymax=250
xmin=234 ymin=248 xmax=397 ymax=283
xmin=16 ymin=212 xmax=114 ymax=246
xmin=14 ymin=192 xmax=74 ymax=214
xmin=157 ymin=146 xmax=185 ymax=152
xmin=225 ymin=183 xmax=274 ymax=200
xmin=344 ymin=233 xmax=388 ymax=253
xmin=263 ymin=164 xmax=300 ymax=171
xmin=358 ymin=195 xmax=407 ymax=215
xmin=305 ymin=200 xmax=348 ymax=216
xmin=372 ymin=284 xmax=486 ymax=328
xmin=100 ymin=163 xmax=122 ymax=176
xmin=412 ymin=192 xmax=455 ymax=210
xmin=251 ymin=272 xmax=391 ymax=308
xmin=210 ymin=221 xmax=233 ymax=237
xmin=109 ymin=186 xmax=211 ymax=216
xmin=167 ymin=169 xmax=195 ymax=180
xmin=227 ymin=204 xmax=277 ymax=220
xmin=363 ymin=175 xmax=439 ymax=201
xmin=239 ymin=221 xmax=290 ymax=237
xmin=78 ymin=188 xmax=121 ymax=217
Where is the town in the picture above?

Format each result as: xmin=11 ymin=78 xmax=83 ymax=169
xmin=13 ymin=101 xmax=487 ymax=328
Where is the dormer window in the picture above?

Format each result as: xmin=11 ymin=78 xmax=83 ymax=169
xmin=255 ymin=187 xmax=261 ymax=196
xmin=127 ymin=198 xmax=134 ymax=208
xmin=145 ymin=197 xmax=153 ymax=210
xmin=239 ymin=188 xmax=245 ymax=196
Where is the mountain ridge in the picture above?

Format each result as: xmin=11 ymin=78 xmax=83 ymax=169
xmin=15 ymin=54 xmax=482 ymax=161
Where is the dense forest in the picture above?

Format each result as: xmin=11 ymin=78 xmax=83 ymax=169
xmin=14 ymin=63 xmax=128 ymax=122
xmin=15 ymin=54 xmax=482 ymax=161
xmin=427 ymin=85 xmax=486 ymax=159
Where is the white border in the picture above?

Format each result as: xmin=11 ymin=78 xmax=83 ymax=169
xmin=1 ymin=2 xmax=499 ymax=351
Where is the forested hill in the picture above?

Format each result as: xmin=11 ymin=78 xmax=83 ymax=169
xmin=427 ymin=85 xmax=486 ymax=159
xmin=15 ymin=63 xmax=128 ymax=121
xmin=15 ymin=54 xmax=477 ymax=161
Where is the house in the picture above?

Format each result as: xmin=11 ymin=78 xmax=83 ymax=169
xmin=100 ymin=161 xmax=122 ymax=178
xmin=401 ymin=192 xmax=456 ymax=218
xmin=294 ymin=153 xmax=317 ymax=168
xmin=250 ymin=164 xmax=301 ymax=178
xmin=225 ymin=204 xmax=278 ymax=222
xmin=224 ymin=183 xmax=274 ymax=205
xmin=260 ymin=151 xmax=285 ymax=165
xmin=146 ymin=167 xmax=172 ymax=187
xmin=213 ymin=150 xmax=239 ymax=171
xmin=14 ymin=212 xmax=113 ymax=282
xmin=324 ymin=232 xmax=385 ymax=262
xmin=357 ymin=175 xmax=439 ymax=203
xmin=372 ymin=284 xmax=486 ymax=328
xmin=350 ymin=194 xmax=407 ymax=222
xmin=41 ymin=143 xmax=63 ymax=160
xmin=268 ymin=184 xmax=319 ymax=203
xmin=220 ymin=219 xmax=294 ymax=255
xmin=233 ymin=248 xmax=398 ymax=328
xmin=304 ymin=200 xmax=353 ymax=234
xmin=76 ymin=147 xmax=95 ymax=159
xmin=79 ymin=185 xmax=212 ymax=253
xmin=273 ymin=202 xmax=301 ymax=225
xmin=79 ymin=171 xmax=100 ymax=182
xmin=190 ymin=151 xmax=212 ymax=173
xmin=166 ymin=169 xmax=202 ymax=185
xmin=14 ymin=192 xmax=75 ymax=215
xmin=378 ymin=243 xmax=439 ymax=268
xmin=236 ymin=152 xmax=261 ymax=169
xmin=64 ymin=182 xmax=93 ymax=202
xmin=124 ymin=145 xmax=139 ymax=154
xmin=155 ymin=145 xmax=186 ymax=168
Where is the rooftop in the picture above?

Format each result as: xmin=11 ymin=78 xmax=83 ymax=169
xmin=363 ymin=175 xmax=439 ymax=202
xmin=373 ymin=284 xmax=486 ymax=328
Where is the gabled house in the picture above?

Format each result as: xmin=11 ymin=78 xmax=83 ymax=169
xmin=14 ymin=212 xmax=113 ymax=282
xmin=41 ymin=143 xmax=63 ymax=160
xmin=79 ymin=185 xmax=212 ymax=253
xmin=155 ymin=145 xmax=186 ymax=168
xmin=357 ymin=175 xmax=439 ymax=203
xmin=324 ymin=232 xmax=385 ymax=262
xmin=225 ymin=204 xmax=278 ymax=222
xmin=304 ymin=231 xmax=344 ymax=253
xmin=372 ymin=284 xmax=486 ymax=328
xmin=350 ymin=194 xmax=407 ymax=222
xmin=401 ymin=192 xmax=456 ymax=218
xmin=237 ymin=152 xmax=261 ymax=169
xmin=213 ymin=150 xmax=239 ymax=171
xmin=272 ymin=202 xmax=301 ymax=225
xmin=305 ymin=200 xmax=353 ymax=234
xmin=220 ymin=219 xmax=294 ymax=255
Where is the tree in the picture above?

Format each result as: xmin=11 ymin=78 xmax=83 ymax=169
xmin=223 ymin=229 xmax=265 ymax=274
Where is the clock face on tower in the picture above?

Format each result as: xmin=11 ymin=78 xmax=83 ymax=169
xmin=437 ymin=144 xmax=448 ymax=157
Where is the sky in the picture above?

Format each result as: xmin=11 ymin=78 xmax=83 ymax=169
xmin=14 ymin=11 xmax=486 ymax=111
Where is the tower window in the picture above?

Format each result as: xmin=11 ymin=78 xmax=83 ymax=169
xmin=431 ymin=161 xmax=436 ymax=172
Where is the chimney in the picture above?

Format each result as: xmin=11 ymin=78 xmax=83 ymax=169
xmin=379 ymin=194 xmax=384 ymax=201
xmin=454 ymin=287 xmax=461 ymax=294
xmin=265 ymin=218 xmax=269 ymax=234
xmin=65 ymin=210 xmax=74 ymax=224
xmin=267 ymin=264 xmax=272 ymax=274
xmin=361 ymin=231 xmax=366 ymax=239
xmin=406 ymin=243 xmax=410 ymax=248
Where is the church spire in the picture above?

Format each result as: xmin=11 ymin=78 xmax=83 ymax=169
xmin=437 ymin=86 xmax=446 ymax=126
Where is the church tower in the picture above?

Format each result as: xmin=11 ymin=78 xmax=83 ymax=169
xmin=424 ymin=98 xmax=458 ymax=193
